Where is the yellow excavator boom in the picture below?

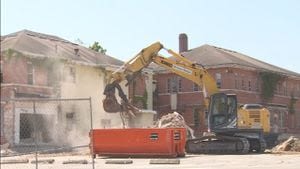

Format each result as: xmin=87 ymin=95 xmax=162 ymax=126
xmin=105 ymin=42 xmax=218 ymax=111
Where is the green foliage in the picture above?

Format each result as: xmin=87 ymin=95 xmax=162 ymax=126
xmin=133 ymin=91 xmax=148 ymax=109
xmin=5 ymin=49 xmax=22 ymax=58
xmin=288 ymin=93 xmax=298 ymax=114
xmin=259 ymin=71 xmax=282 ymax=102
xmin=89 ymin=41 xmax=107 ymax=54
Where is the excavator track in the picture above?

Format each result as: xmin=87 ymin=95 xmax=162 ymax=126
xmin=186 ymin=135 xmax=250 ymax=154
xmin=247 ymin=138 xmax=266 ymax=153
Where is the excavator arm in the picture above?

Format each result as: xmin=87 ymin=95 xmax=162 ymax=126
xmin=103 ymin=42 xmax=218 ymax=113
xmin=102 ymin=41 xmax=268 ymax=154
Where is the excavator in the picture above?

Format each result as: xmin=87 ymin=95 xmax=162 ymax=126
xmin=102 ymin=42 xmax=268 ymax=154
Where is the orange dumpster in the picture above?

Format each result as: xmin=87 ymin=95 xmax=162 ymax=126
xmin=89 ymin=128 xmax=186 ymax=158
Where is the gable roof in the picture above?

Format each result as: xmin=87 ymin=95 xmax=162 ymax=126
xmin=178 ymin=44 xmax=300 ymax=77
xmin=1 ymin=29 xmax=123 ymax=67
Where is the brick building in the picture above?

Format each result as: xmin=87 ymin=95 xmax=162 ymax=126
xmin=153 ymin=34 xmax=300 ymax=135
xmin=0 ymin=30 xmax=127 ymax=145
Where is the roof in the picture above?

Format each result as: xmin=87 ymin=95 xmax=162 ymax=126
xmin=158 ymin=44 xmax=300 ymax=77
xmin=1 ymin=29 xmax=123 ymax=67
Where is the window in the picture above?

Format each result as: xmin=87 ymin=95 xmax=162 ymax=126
xmin=215 ymin=73 xmax=221 ymax=88
xmin=234 ymin=73 xmax=238 ymax=89
xmin=0 ymin=60 xmax=3 ymax=83
xmin=1 ymin=106 xmax=4 ymax=138
xmin=255 ymin=78 xmax=260 ymax=92
xmin=193 ymin=108 xmax=200 ymax=127
xmin=167 ymin=77 xmax=181 ymax=93
xmin=167 ymin=78 xmax=171 ymax=93
xmin=241 ymin=79 xmax=245 ymax=90
xmin=193 ymin=83 xmax=199 ymax=91
xmin=277 ymin=83 xmax=282 ymax=94
xmin=298 ymin=83 xmax=300 ymax=97
xmin=248 ymin=80 xmax=251 ymax=91
xmin=63 ymin=66 xmax=76 ymax=83
xmin=47 ymin=67 xmax=53 ymax=86
xmin=27 ymin=62 xmax=34 ymax=85
xmin=283 ymin=81 xmax=287 ymax=96
xmin=235 ymin=79 xmax=238 ymax=89
xmin=178 ymin=78 xmax=182 ymax=92
xmin=171 ymin=78 xmax=177 ymax=93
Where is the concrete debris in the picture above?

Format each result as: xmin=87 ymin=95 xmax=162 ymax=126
xmin=0 ymin=158 xmax=29 ymax=164
xmin=154 ymin=112 xmax=195 ymax=139
xmin=271 ymin=136 xmax=300 ymax=152
xmin=0 ymin=143 xmax=15 ymax=156
xmin=62 ymin=159 xmax=88 ymax=164
xmin=149 ymin=159 xmax=180 ymax=164
xmin=105 ymin=160 xmax=133 ymax=164
xmin=31 ymin=159 xmax=55 ymax=164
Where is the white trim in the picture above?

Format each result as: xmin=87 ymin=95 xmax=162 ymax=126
xmin=1 ymin=83 xmax=53 ymax=89
xmin=158 ymin=88 xmax=299 ymax=99
xmin=156 ymin=65 xmax=300 ymax=80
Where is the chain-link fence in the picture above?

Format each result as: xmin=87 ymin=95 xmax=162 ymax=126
xmin=0 ymin=98 xmax=95 ymax=169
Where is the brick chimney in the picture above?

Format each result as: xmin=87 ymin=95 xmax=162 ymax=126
xmin=74 ymin=48 xmax=79 ymax=56
xmin=179 ymin=33 xmax=188 ymax=53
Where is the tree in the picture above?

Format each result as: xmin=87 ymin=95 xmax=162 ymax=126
xmin=89 ymin=41 xmax=107 ymax=54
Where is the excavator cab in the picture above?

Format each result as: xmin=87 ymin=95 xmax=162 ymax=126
xmin=208 ymin=93 xmax=238 ymax=132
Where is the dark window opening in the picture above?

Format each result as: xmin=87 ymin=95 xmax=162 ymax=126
xmin=193 ymin=108 xmax=200 ymax=127
xmin=20 ymin=113 xmax=53 ymax=143
xmin=241 ymin=79 xmax=245 ymax=90
xmin=193 ymin=83 xmax=199 ymax=91
xmin=178 ymin=78 xmax=182 ymax=92
xmin=248 ymin=81 xmax=251 ymax=91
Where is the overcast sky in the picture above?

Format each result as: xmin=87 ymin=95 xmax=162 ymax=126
xmin=1 ymin=0 xmax=300 ymax=73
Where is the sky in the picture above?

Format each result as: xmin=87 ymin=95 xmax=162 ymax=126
xmin=1 ymin=0 xmax=300 ymax=73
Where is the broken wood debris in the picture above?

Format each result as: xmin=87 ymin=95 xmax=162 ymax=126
xmin=272 ymin=136 xmax=300 ymax=152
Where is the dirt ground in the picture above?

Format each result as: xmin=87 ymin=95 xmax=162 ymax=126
xmin=1 ymin=153 xmax=300 ymax=169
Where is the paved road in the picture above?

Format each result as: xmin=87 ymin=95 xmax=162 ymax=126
xmin=1 ymin=153 xmax=300 ymax=169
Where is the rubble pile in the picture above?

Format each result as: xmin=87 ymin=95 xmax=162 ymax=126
xmin=272 ymin=136 xmax=300 ymax=152
xmin=154 ymin=112 xmax=195 ymax=138
xmin=154 ymin=112 xmax=186 ymax=128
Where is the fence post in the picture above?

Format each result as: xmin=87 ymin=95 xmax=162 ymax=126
xmin=89 ymin=97 xmax=95 ymax=169
xmin=33 ymin=101 xmax=38 ymax=169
